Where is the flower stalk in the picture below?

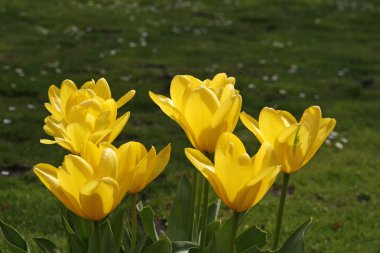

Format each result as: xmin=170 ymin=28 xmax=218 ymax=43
xmin=199 ymin=178 xmax=209 ymax=253
xmin=228 ymin=212 xmax=240 ymax=253
xmin=130 ymin=194 xmax=138 ymax=253
xmin=272 ymin=173 xmax=290 ymax=250
xmin=94 ymin=221 xmax=101 ymax=253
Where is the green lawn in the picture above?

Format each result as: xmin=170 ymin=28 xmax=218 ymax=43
xmin=1 ymin=0 xmax=379 ymax=252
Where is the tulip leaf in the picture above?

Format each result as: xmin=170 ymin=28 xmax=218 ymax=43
xmin=33 ymin=238 xmax=61 ymax=253
xmin=87 ymin=220 xmax=117 ymax=253
xmin=172 ymin=241 xmax=198 ymax=252
xmin=205 ymin=221 xmax=221 ymax=246
xmin=133 ymin=234 xmax=148 ymax=253
xmin=109 ymin=204 xmax=126 ymax=250
xmin=235 ymin=226 xmax=267 ymax=253
xmin=278 ymin=218 xmax=312 ymax=253
xmin=204 ymin=234 xmax=217 ymax=253
xmin=167 ymin=176 xmax=193 ymax=241
xmin=0 ymin=219 xmax=29 ymax=253
xmin=140 ymin=206 xmax=159 ymax=241
xmin=143 ymin=237 xmax=172 ymax=253
xmin=64 ymin=209 xmax=93 ymax=240
xmin=68 ymin=234 xmax=86 ymax=253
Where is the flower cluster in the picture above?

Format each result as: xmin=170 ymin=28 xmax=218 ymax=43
xmin=34 ymin=78 xmax=171 ymax=221
xmin=0 ymin=73 xmax=336 ymax=253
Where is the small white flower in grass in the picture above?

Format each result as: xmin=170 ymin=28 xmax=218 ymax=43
xmin=273 ymin=41 xmax=284 ymax=48
xmin=237 ymin=63 xmax=244 ymax=68
xmin=262 ymin=75 xmax=269 ymax=81
xmin=3 ymin=118 xmax=11 ymax=124
xmin=335 ymin=142 xmax=344 ymax=149
xmin=314 ymin=94 xmax=320 ymax=99
xmin=117 ymin=37 xmax=124 ymax=43
xmin=99 ymin=69 xmax=107 ymax=75
xmin=8 ymin=106 xmax=16 ymax=112
xmin=110 ymin=49 xmax=117 ymax=55
xmin=279 ymin=89 xmax=287 ymax=95
xmin=40 ymin=70 xmax=47 ymax=75
xmin=314 ymin=18 xmax=322 ymax=24
xmin=329 ymin=131 xmax=338 ymax=139
xmin=3 ymin=65 xmax=10 ymax=70
xmin=288 ymin=64 xmax=298 ymax=74
xmin=325 ymin=139 xmax=332 ymax=146
xmin=129 ymin=42 xmax=136 ymax=48
xmin=55 ymin=68 xmax=62 ymax=74
xmin=271 ymin=74 xmax=279 ymax=81
xmin=248 ymin=83 xmax=256 ymax=89
xmin=1 ymin=171 xmax=10 ymax=176
xmin=27 ymin=104 xmax=35 ymax=110
xmin=259 ymin=59 xmax=267 ymax=65
xmin=15 ymin=68 xmax=25 ymax=77
xmin=11 ymin=83 xmax=17 ymax=88
xmin=99 ymin=52 xmax=105 ymax=58
xmin=341 ymin=137 xmax=349 ymax=144
xmin=299 ymin=92 xmax=306 ymax=99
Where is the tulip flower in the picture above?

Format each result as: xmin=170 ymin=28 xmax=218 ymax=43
xmin=240 ymin=106 xmax=336 ymax=174
xmin=118 ymin=141 xmax=171 ymax=194
xmin=185 ymin=132 xmax=280 ymax=212
xmin=34 ymin=141 xmax=170 ymax=221
xmin=41 ymin=78 xmax=135 ymax=154
xmin=149 ymin=73 xmax=242 ymax=153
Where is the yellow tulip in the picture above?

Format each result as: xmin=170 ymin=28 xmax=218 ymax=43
xmin=41 ymin=78 xmax=135 ymax=154
xmin=240 ymin=106 xmax=336 ymax=174
xmin=118 ymin=142 xmax=171 ymax=194
xmin=34 ymin=141 xmax=171 ymax=220
xmin=149 ymin=73 xmax=242 ymax=153
xmin=185 ymin=132 xmax=280 ymax=212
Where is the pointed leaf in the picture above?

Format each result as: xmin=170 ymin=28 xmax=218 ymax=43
xmin=236 ymin=226 xmax=267 ymax=253
xmin=140 ymin=206 xmax=159 ymax=241
xmin=244 ymin=246 xmax=274 ymax=253
xmin=279 ymin=218 xmax=312 ymax=253
xmin=0 ymin=219 xmax=29 ymax=253
xmin=205 ymin=221 xmax=220 ymax=246
xmin=207 ymin=202 xmax=219 ymax=224
xmin=33 ymin=238 xmax=61 ymax=253
xmin=88 ymin=220 xmax=117 ymax=253
xmin=109 ymin=205 xmax=126 ymax=250
xmin=144 ymin=237 xmax=172 ymax=253
xmin=68 ymin=234 xmax=86 ymax=253
xmin=167 ymin=176 xmax=193 ymax=241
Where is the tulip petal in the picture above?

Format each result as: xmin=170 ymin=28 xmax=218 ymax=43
xmin=60 ymin=80 xmax=78 ymax=111
xmin=106 ymin=112 xmax=130 ymax=143
xmin=300 ymin=106 xmax=321 ymax=144
xmin=116 ymin=90 xmax=136 ymax=108
xmin=79 ymin=178 xmax=119 ymax=221
xmin=240 ymin=112 xmax=265 ymax=144
xmin=93 ymin=78 xmax=112 ymax=100
xmin=150 ymin=144 xmax=171 ymax=182
xmin=170 ymin=75 xmax=196 ymax=108
xmin=47 ymin=85 xmax=61 ymax=113
xmin=259 ymin=107 xmax=287 ymax=146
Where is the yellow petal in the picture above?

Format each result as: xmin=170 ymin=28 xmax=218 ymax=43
xmin=79 ymin=178 xmax=119 ymax=221
xmin=170 ymin=75 xmax=193 ymax=108
xmin=116 ymin=90 xmax=136 ymax=108
xmin=33 ymin=163 xmax=86 ymax=218
xmin=240 ymin=112 xmax=265 ymax=144
xmin=149 ymin=144 xmax=171 ymax=181
xmin=183 ymin=86 xmax=220 ymax=150
xmin=93 ymin=78 xmax=112 ymax=100
xmin=47 ymin=85 xmax=61 ymax=113
xmin=278 ymin=110 xmax=297 ymax=126
xmin=259 ymin=107 xmax=287 ymax=146
xmin=211 ymin=95 xmax=241 ymax=129
xmin=60 ymin=79 xmax=78 ymax=112
xmin=106 ymin=112 xmax=130 ymax=143
xmin=251 ymin=142 xmax=277 ymax=176
xmin=300 ymin=106 xmax=322 ymax=144
xmin=65 ymin=123 xmax=92 ymax=154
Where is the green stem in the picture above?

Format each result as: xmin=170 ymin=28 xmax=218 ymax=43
xmin=228 ymin=212 xmax=240 ymax=253
xmin=130 ymin=194 xmax=137 ymax=253
xmin=94 ymin=221 xmax=101 ymax=253
xmin=190 ymin=169 xmax=198 ymax=240
xmin=199 ymin=177 xmax=209 ymax=253
xmin=272 ymin=173 xmax=290 ymax=251
xmin=195 ymin=171 xmax=203 ymax=232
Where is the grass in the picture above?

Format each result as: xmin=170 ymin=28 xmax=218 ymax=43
xmin=1 ymin=0 xmax=380 ymax=252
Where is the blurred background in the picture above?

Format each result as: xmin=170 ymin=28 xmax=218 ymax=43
xmin=0 ymin=0 xmax=379 ymax=252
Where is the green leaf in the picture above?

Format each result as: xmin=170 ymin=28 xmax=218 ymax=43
xmin=109 ymin=204 xmax=126 ymax=250
xmin=68 ymin=234 xmax=86 ymax=253
xmin=0 ymin=219 xmax=29 ymax=253
xmin=144 ymin=237 xmax=172 ymax=253
xmin=207 ymin=202 xmax=218 ymax=224
xmin=133 ymin=234 xmax=148 ymax=253
xmin=205 ymin=221 xmax=220 ymax=246
xmin=172 ymin=241 xmax=198 ymax=253
xmin=88 ymin=220 xmax=117 ymax=253
xmin=33 ymin=238 xmax=61 ymax=253
xmin=279 ymin=218 xmax=312 ymax=253
xmin=167 ymin=176 xmax=193 ymax=241
xmin=216 ymin=217 xmax=235 ymax=253
xmin=235 ymin=226 xmax=267 ymax=253
xmin=140 ymin=206 xmax=159 ymax=241
xmin=64 ymin=209 xmax=93 ymax=240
